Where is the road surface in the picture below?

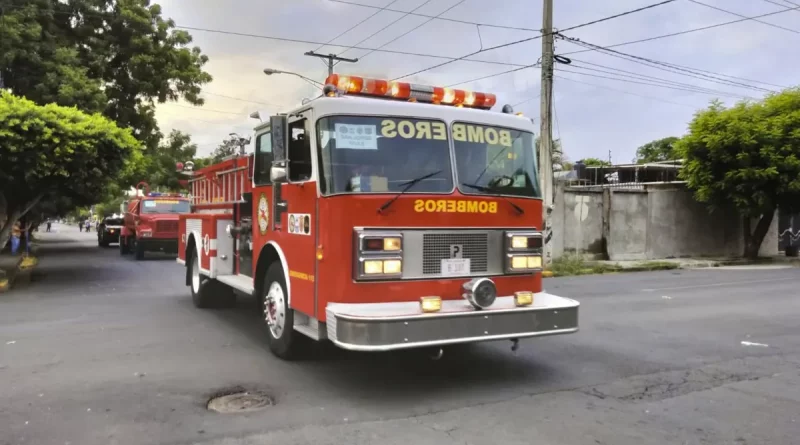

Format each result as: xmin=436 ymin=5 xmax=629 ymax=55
xmin=1 ymin=224 xmax=799 ymax=445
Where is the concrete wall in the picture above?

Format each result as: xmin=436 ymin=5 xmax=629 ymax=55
xmin=552 ymin=183 xmax=779 ymax=260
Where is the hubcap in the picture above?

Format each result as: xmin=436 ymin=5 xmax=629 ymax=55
xmin=191 ymin=254 xmax=201 ymax=293
xmin=263 ymin=282 xmax=285 ymax=339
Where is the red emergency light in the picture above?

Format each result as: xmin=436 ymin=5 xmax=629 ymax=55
xmin=324 ymin=74 xmax=497 ymax=110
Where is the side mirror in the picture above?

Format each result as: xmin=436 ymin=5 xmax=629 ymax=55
xmin=270 ymin=161 xmax=287 ymax=183
xmin=270 ymin=115 xmax=287 ymax=162
xmin=120 ymin=201 xmax=128 ymax=214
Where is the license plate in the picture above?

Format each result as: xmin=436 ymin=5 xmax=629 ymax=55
xmin=441 ymin=258 xmax=471 ymax=276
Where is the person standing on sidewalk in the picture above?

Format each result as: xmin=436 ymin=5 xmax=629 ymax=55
xmin=10 ymin=221 xmax=22 ymax=255
xmin=46 ymin=220 xmax=52 ymax=232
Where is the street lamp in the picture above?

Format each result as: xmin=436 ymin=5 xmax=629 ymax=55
xmin=263 ymin=68 xmax=323 ymax=90
xmin=229 ymin=132 xmax=250 ymax=155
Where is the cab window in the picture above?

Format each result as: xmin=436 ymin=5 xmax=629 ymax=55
xmin=288 ymin=118 xmax=312 ymax=182
xmin=254 ymin=130 xmax=273 ymax=185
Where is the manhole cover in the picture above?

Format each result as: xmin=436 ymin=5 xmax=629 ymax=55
xmin=207 ymin=391 xmax=274 ymax=413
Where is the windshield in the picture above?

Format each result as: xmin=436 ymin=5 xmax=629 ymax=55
xmin=317 ymin=116 xmax=453 ymax=195
xmin=141 ymin=199 xmax=190 ymax=214
xmin=104 ymin=218 xmax=123 ymax=226
xmin=453 ymin=122 xmax=540 ymax=198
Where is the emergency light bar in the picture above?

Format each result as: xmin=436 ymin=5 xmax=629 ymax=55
xmin=147 ymin=192 xmax=186 ymax=198
xmin=324 ymin=74 xmax=497 ymax=110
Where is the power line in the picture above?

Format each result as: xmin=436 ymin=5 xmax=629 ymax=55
xmin=559 ymin=3 xmax=800 ymax=57
xmin=356 ymin=0 xmax=467 ymax=61
xmin=313 ymin=0 xmax=401 ymax=53
xmin=558 ymin=35 xmax=777 ymax=93
xmin=512 ymin=94 xmax=540 ymax=108
xmin=391 ymin=0 xmax=678 ymax=80
xmin=338 ymin=0 xmax=435 ymax=58
xmin=201 ymin=91 xmax=284 ymax=108
xmin=1 ymin=2 xmax=530 ymax=71
xmin=555 ymin=67 xmax=755 ymax=99
xmin=162 ymin=103 xmax=247 ymax=116
xmin=328 ymin=0 xmax=540 ymax=32
xmin=566 ymin=59 xmax=754 ymax=99
xmin=445 ymin=63 xmax=540 ymax=88
xmin=762 ymin=0 xmax=800 ymax=9
xmin=554 ymin=74 xmax=696 ymax=108
xmin=688 ymin=0 xmax=800 ymax=34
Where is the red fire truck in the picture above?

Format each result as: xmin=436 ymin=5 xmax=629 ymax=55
xmin=120 ymin=183 xmax=190 ymax=260
xmin=177 ymin=74 xmax=579 ymax=359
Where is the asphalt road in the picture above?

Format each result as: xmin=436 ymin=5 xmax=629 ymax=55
xmin=1 ymin=224 xmax=799 ymax=445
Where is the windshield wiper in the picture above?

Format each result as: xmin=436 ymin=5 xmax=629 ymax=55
xmin=378 ymin=170 xmax=443 ymax=214
xmin=461 ymin=183 xmax=525 ymax=215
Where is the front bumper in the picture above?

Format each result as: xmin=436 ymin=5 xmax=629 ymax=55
xmin=101 ymin=232 xmax=120 ymax=242
xmin=139 ymin=238 xmax=179 ymax=253
xmin=325 ymin=292 xmax=579 ymax=352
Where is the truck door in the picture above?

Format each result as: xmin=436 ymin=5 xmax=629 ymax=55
xmin=271 ymin=110 xmax=318 ymax=317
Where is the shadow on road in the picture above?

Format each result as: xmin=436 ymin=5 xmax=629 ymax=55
xmin=204 ymin=293 xmax=561 ymax=400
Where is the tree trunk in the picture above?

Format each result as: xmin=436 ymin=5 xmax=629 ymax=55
xmin=0 ymin=194 xmax=44 ymax=252
xmin=743 ymin=211 xmax=775 ymax=259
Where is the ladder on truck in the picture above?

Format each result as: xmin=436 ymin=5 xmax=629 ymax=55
xmin=188 ymin=155 xmax=253 ymax=207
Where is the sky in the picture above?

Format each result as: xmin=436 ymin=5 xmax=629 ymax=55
xmin=153 ymin=0 xmax=799 ymax=164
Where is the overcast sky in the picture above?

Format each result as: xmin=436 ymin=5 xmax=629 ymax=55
xmin=153 ymin=0 xmax=797 ymax=163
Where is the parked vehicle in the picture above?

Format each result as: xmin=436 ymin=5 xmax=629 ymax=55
xmin=177 ymin=74 xmax=579 ymax=360
xmin=120 ymin=184 xmax=190 ymax=260
xmin=97 ymin=216 xmax=124 ymax=247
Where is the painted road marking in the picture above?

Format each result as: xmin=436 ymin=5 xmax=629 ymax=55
xmin=642 ymin=276 xmax=796 ymax=292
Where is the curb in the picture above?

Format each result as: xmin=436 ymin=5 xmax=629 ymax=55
xmin=0 ymin=256 xmax=36 ymax=293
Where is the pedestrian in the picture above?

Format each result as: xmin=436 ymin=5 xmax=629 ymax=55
xmin=46 ymin=220 xmax=52 ymax=232
xmin=10 ymin=221 xmax=22 ymax=255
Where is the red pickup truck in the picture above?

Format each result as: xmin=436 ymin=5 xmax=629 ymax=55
xmin=120 ymin=189 xmax=190 ymax=260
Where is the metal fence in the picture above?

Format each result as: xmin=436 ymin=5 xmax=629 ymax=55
xmin=778 ymin=212 xmax=799 ymax=253
xmin=561 ymin=162 xmax=683 ymax=190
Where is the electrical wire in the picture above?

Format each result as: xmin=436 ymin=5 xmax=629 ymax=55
xmin=512 ymin=94 xmax=540 ymax=108
xmin=338 ymin=0 xmax=435 ymax=58
xmin=688 ymin=0 xmax=800 ymax=34
xmin=391 ymin=0 xmax=678 ymax=80
xmin=328 ymin=0 xmax=540 ymax=32
xmin=555 ymin=67 xmax=755 ymax=99
xmin=445 ymin=63 xmax=540 ymax=88
xmin=565 ymin=59 xmax=753 ymax=99
xmin=162 ymin=103 xmax=247 ymax=116
xmin=356 ymin=0 xmax=467 ymax=61
xmin=762 ymin=0 xmax=800 ymax=9
xmin=201 ymin=91 xmax=284 ymax=108
xmin=558 ymin=3 xmax=800 ymax=56
xmin=558 ymin=35 xmax=777 ymax=93
xmin=313 ymin=0 xmax=401 ymax=52
xmin=554 ymin=74 xmax=696 ymax=108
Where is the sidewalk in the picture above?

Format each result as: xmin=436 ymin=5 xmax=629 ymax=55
xmin=0 ymin=255 xmax=24 ymax=292
xmin=592 ymin=255 xmax=800 ymax=270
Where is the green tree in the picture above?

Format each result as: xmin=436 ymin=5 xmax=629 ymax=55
xmin=676 ymin=91 xmax=800 ymax=258
xmin=1 ymin=0 xmax=212 ymax=152
xmin=0 ymin=92 xmax=142 ymax=249
xmin=635 ymin=137 xmax=680 ymax=164
xmin=142 ymin=129 xmax=199 ymax=192
xmin=534 ymin=137 xmax=565 ymax=171
xmin=580 ymin=157 xmax=611 ymax=167
xmin=211 ymin=138 xmax=240 ymax=163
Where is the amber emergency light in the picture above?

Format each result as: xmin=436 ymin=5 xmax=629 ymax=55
xmin=324 ymin=74 xmax=497 ymax=110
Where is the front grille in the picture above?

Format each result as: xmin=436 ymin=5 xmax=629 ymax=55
xmin=422 ymin=233 xmax=489 ymax=275
xmin=156 ymin=220 xmax=179 ymax=233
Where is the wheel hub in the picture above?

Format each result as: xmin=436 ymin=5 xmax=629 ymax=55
xmin=263 ymin=282 xmax=285 ymax=338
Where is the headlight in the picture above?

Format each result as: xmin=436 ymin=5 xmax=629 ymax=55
xmin=140 ymin=229 xmax=153 ymax=238
xmin=355 ymin=231 xmax=404 ymax=280
xmin=462 ymin=278 xmax=497 ymax=310
xmin=361 ymin=235 xmax=402 ymax=252
xmin=509 ymin=254 xmax=542 ymax=271
xmin=359 ymin=258 xmax=403 ymax=278
xmin=505 ymin=231 xmax=543 ymax=273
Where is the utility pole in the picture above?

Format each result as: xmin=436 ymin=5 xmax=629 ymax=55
xmin=304 ymin=51 xmax=359 ymax=77
xmin=539 ymin=0 xmax=555 ymax=264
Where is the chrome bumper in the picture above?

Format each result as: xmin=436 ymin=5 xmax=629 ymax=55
xmin=325 ymin=292 xmax=579 ymax=352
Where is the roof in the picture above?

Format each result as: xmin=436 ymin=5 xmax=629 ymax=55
xmin=256 ymin=95 xmax=536 ymax=133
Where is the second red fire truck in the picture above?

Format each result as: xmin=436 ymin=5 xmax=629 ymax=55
xmin=177 ymin=74 xmax=579 ymax=359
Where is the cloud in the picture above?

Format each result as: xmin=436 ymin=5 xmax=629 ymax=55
xmin=154 ymin=0 xmax=798 ymax=162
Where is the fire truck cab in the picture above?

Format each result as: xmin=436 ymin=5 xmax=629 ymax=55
xmin=121 ymin=185 xmax=189 ymax=260
xmin=177 ymin=74 xmax=579 ymax=359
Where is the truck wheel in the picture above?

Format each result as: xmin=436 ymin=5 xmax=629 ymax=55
xmin=262 ymin=262 xmax=302 ymax=359
xmin=134 ymin=239 xmax=145 ymax=260
xmin=120 ymin=236 xmax=130 ymax=255
xmin=190 ymin=249 xmax=235 ymax=309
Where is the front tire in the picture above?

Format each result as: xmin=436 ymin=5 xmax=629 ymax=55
xmin=134 ymin=239 xmax=145 ymax=260
xmin=262 ymin=262 xmax=302 ymax=359
xmin=119 ymin=236 xmax=130 ymax=255
xmin=190 ymin=249 xmax=235 ymax=309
